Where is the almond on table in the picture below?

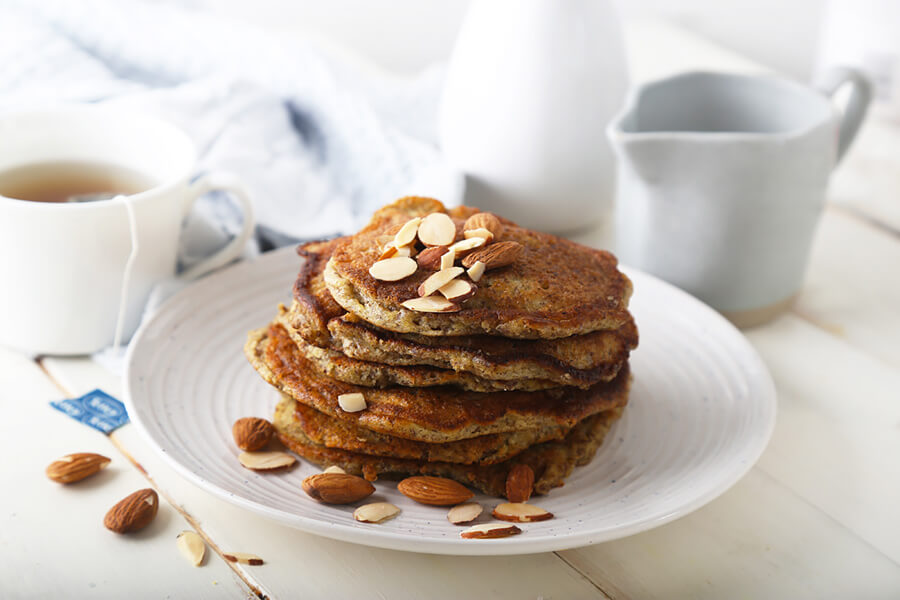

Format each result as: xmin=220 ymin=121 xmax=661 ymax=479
xmin=104 ymin=488 xmax=159 ymax=534
xmin=45 ymin=452 xmax=110 ymax=484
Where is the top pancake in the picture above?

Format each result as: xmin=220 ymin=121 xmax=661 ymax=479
xmin=292 ymin=238 xmax=638 ymax=389
xmin=324 ymin=197 xmax=633 ymax=339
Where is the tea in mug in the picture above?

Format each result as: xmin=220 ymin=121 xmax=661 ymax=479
xmin=0 ymin=160 xmax=156 ymax=203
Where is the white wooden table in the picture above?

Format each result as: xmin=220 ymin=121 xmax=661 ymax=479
xmin=3 ymin=22 xmax=900 ymax=599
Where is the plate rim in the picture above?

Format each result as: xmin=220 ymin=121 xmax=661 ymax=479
xmin=123 ymin=247 xmax=776 ymax=555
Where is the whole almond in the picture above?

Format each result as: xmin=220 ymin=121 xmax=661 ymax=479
xmin=460 ymin=523 xmax=522 ymax=539
xmin=416 ymin=245 xmax=449 ymax=270
xmin=397 ymin=476 xmax=474 ymax=506
xmin=45 ymin=452 xmax=110 ymax=484
xmin=461 ymin=241 xmax=523 ymax=270
xmin=448 ymin=502 xmax=483 ymax=525
xmin=104 ymin=488 xmax=159 ymax=534
xmin=464 ymin=212 xmax=503 ymax=241
xmin=302 ymin=472 xmax=375 ymax=504
xmin=493 ymin=502 xmax=553 ymax=523
xmin=505 ymin=464 xmax=534 ymax=503
xmin=232 ymin=417 xmax=274 ymax=451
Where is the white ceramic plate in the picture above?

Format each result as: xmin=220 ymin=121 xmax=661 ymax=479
xmin=124 ymin=247 xmax=776 ymax=555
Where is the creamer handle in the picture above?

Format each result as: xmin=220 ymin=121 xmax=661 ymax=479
xmin=815 ymin=67 xmax=872 ymax=164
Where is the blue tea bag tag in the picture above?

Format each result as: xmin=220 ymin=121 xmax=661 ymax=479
xmin=50 ymin=389 xmax=130 ymax=434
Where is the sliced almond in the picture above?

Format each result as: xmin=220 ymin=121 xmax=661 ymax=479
xmin=393 ymin=217 xmax=422 ymax=247
xmin=463 ymin=228 xmax=494 ymax=243
xmin=401 ymin=296 xmax=461 ymax=313
xmin=418 ymin=266 xmax=464 ymax=297
xmin=238 ymin=451 xmax=296 ymax=472
xmin=337 ymin=392 xmax=367 ymax=413
xmin=448 ymin=502 xmax=483 ymax=525
xmin=223 ymin=552 xmax=264 ymax=566
xmin=378 ymin=244 xmax=399 ymax=260
xmin=369 ymin=256 xmax=417 ymax=282
xmin=492 ymin=502 xmax=553 ymax=523
xmin=438 ymin=278 xmax=476 ymax=302
xmin=353 ymin=502 xmax=401 ymax=524
xmin=449 ymin=236 xmax=487 ymax=256
xmin=176 ymin=531 xmax=206 ymax=567
xmin=460 ymin=522 xmax=522 ymax=539
xmin=417 ymin=212 xmax=456 ymax=246
xmin=323 ymin=465 xmax=346 ymax=474
xmin=467 ymin=261 xmax=486 ymax=282
xmin=440 ymin=248 xmax=456 ymax=270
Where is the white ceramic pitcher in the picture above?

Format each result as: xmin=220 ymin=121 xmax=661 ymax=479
xmin=440 ymin=0 xmax=628 ymax=233
xmin=607 ymin=69 xmax=871 ymax=327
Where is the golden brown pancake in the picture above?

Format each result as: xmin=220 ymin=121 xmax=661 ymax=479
xmin=277 ymin=395 xmax=570 ymax=465
xmin=324 ymin=197 xmax=633 ymax=339
xmin=274 ymin=394 xmax=623 ymax=497
xmin=291 ymin=238 xmax=637 ymax=389
xmin=277 ymin=310 xmax=560 ymax=392
xmin=244 ymin=323 xmax=631 ymax=443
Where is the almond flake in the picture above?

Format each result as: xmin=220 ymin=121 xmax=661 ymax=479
xmin=223 ymin=552 xmax=264 ymax=566
xmin=439 ymin=279 xmax=476 ymax=302
xmin=176 ymin=531 xmax=206 ymax=567
xmin=448 ymin=502 xmax=483 ymax=525
xmin=323 ymin=465 xmax=346 ymax=474
xmin=492 ymin=502 xmax=553 ymax=522
xmin=238 ymin=451 xmax=297 ymax=472
xmin=463 ymin=228 xmax=494 ymax=243
xmin=401 ymin=296 xmax=460 ymax=313
xmin=418 ymin=267 xmax=463 ymax=297
xmin=467 ymin=261 xmax=486 ymax=282
xmin=369 ymin=256 xmax=417 ymax=281
xmin=440 ymin=248 xmax=456 ymax=270
xmin=393 ymin=217 xmax=422 ymax=247
xmin=460 ymin=522 xmax=522 ymax=539
xmin=417 ymin=213 xmax=456 ymax=246
xmin=338 ymin=392 xmax=367 ymax=413
xmin=449 ymin=236 xmax=487 ymax=255
xmin=353 ymin=502 xmax=401 ymax=524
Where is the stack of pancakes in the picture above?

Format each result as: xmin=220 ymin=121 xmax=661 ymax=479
xmin=244 ymin=197 xmax=638 ymax=498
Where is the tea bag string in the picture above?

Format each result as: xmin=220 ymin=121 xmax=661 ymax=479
xmin=112 ymin=196 xmax=139 ymax=352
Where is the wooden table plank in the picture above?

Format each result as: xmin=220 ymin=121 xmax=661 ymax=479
xmin=559 ymin=467 xmax=900 ymax=599
xmin=41 ymin=357 xmax=611 ymax=600
xmin=0 ymin=348 xmax=249 ymax=600
xmin=792 ymin=206 xmax=900 ymax=368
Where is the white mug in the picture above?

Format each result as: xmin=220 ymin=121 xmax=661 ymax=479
xmin=0 ymin=106 xmax=255 ymax=355
xmin=607 ymin=69 xmax=871 ymax=327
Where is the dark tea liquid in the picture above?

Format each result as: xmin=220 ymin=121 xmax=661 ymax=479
xmin=0 ymin=160 xmax=157 ymax=203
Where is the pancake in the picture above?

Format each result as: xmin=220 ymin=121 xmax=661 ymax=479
xmin=276 ymin=310 xmax=560 ymax=392
xmin=277 ymin=395 xmax=571 ymax=465
xmin=291 ymin=238 xmax=638 ymax=389
xmin=324 ymin=196 xmax=633 ymax=339
xmin=245 ymin=323 xmax=631 ymax=443
xmin=275 ymin=394 xmax=623 ymax=497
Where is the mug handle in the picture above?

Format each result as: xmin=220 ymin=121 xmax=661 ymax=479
xmin=815 ymin=66 xmax=873 ymax=164
xmin=178 ymin=172 xmax=255 ymax=281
